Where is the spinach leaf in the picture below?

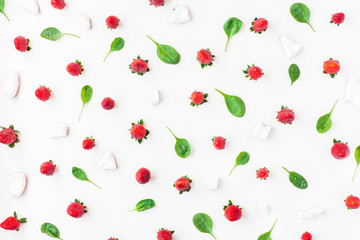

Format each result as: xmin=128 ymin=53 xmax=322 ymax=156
xmin=40 ymin=27 xmax=80 ymax=41
xmin=283 ymin=167 xmax=308 ymax=189
xmin=130 ymin=199 xmax=155 ymax=212
xmin=167 ymin=127 xmax=190 ymax=158
xmin=223 ymin=17 xmax=242 ymax=52
xmin=41 ymin=222 xmax=62 ymax=239
xmin=215 ymin=89 xmax=246 ymax=117
xmin=316 ymin=100 xmax=337 ymax=134
xmin=193 ymin=213 xmax=216 ymax=240
xmin=0 ymin=0 xmax=9 ymax=21
xmin=257 ymin=218 xmax=277 ymax=240
xmin=288 ymin=64 xmax=300 ymax=85
xmin=353 ymin=146 xmax=360 ymax=182
xmin=147 ymin=35 xmax=180 ymax=64
xmin=79 ymin=85 xmax=93 ymax=121
xmin=290 ymin=3 xmax=315 ymax=32
xmin=103 ymin=37 xmax=125 ymax=62
xmin=72 ymin=166 xmax=101 ymax=189
xmin=229 ymin=151 xmax=250 ymax=176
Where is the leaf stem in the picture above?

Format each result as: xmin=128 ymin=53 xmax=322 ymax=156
xmin=78 ymin=104 xmax=85 ymax=121
xmin=225 ymin=37 xmax=230 ymax=52
xmin=269 ymin=218 xmax=278 ymax=233
xmin=88 ymin=180 xmax=101 ymax=189
xmin=215 ymin=88 xmax=225 ymax=96
xmin=1 ymin=12 xmax=10 ymax=21
xmin=329 ymin=99 xmax=338 ymax=115
xmin=307 ymin=22 xmax=315 ymax=32
xmin=229 ymin=165 xmax=236 ymax=176
xmin=63 ymin=33 xmax=81 ymax=38
xmin=209 ymin=232 xmax=217 ymax=240
xmin=352 ymin=164 xmax=359 ymax=182
xmin=166 ymin=127 xmax=178 ymax=139
xmin=146 ymin=35 xmax=158 ymax=46
xmin=282 ymin=166 xmax=290 ymax=173
xmin=103 ymin=51 xmax=111 ymax=62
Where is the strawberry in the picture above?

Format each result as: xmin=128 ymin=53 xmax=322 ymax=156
xmin=67 ymin=199 xmax=87 ymax=218
xmin=66 ymin=60 xmax=84 ymax=76
xmin=190 ymin=91 xmax=208 ymax=107
xmin=0 ymin=125 xmax=19 ymax=148
xmin=0 ymin=212 xmax=27 ymax=231
xmin=196 ymin=49 xmax=214 ymax=69
xmin=149 ymin=0 xmax=164 ymax=7
xmin=40 ymin=160 xmax=56 ymax=176
xmin=223 ymin=200 xmax=242 ymax=222
xmin=35 ymin=86 xmax=51 ymax=102
xmin=277 ymin=106 xmax=295 ymax=124
xmin=323 ymin=58 xmax=340 ymax=78
xmin=82 ymin=136 xmax=95 ymax=150
xmin=157 ymin=228 xmax=174 ymax=240
xmin=212 ymin=136 xmax=226 ymax=150
xmin=301 ymin=232 xmax=312 ymax=240
xmin=51 ymin=0 xmax=66 ymax=10
xmin=106 ymin=16 xmax=120 ymax=29
xmin=331 ymin=139 xmax=350 ymax=160
xmin=14 ymin=36 xmax=31 ymax=52
xmin=331 ymin=12 xmax=345 ymax=26
xmin=136 ymin=168 xmax=151 ymax=184
xmin=174 ymin=176 xmax=192 ymax=194
xmin=250 ymin=17 xmax=268 ymax=33
xmin=345 ymin=195 xmax=360 ymax=210
xmin=130 ymin=119 xmax=149 ymax=144
xmin=108 ymin=238 xmax=118 ymax=240
xmin=256 ymin=167 xmax=269 ymax=180
xmin=101 ymin=97 xmax=115 ymax=110
xmin=243 ymin=64 xmax=263 ymax=80
xmin=129 ymin=56 xmax=149 ymax=75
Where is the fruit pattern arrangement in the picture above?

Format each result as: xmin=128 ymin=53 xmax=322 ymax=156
xmin=0 ymin=0 xmax=359 ymax=240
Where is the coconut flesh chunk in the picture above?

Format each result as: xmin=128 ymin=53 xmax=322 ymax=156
xmin=22 ymin=0 xmax=40 ymax=14
xmin=0 ymin=72 xmax=19 ymax=99
xmin=170 ymin=5 xmax=191 ymax=24
xmin=7 ymin=173 xmax=27 ymax=198
xmin=280 ymin=35 xmax=302 ymax=59
xmin=99 ymin=152 xmax=117 ymax=170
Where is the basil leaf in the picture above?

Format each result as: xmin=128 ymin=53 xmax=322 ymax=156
xmin=167 ymin=127 xmax=190 ymax=158
xmin=147 ymin=35 xmax=180 ymax=64
xmin=215 ymin=89 xmax=246 ymax=117
xmin=257 ymin=218 xmax=277 ymax=240
xmin=0 ymin=0 xmax=9 ymax=21
xmin=41 ymin=222 xmax=62 ymax=239
xmin=316 ymin=100 xmax=337 ymax=134
xmin=288 ymin=64 xmax=300 ymax=85
xmin=130 ymin=199 xmax=155 ymax=212
xmin=283 ymin=167 xmax=308 ymax=189
xmin=193 ymin=213 xmax=216 ymax=240
xmin=353 ymin=146 xmax=360 ymax=182
xmin=72 ymin=166 xmax=101 ymax=189
xmin=229 ymin=151 xmax=250 ymax=176
xmin=79 ymin=85 xmax=93 ymax=121
xmin=223 ymin=17 xmax=242 ymax=52
xmin=290 ymin=3 xmax=315 ymax=32
xmin=103 ymin=37 xmax=125 ymax=62
xmin=40 ymin=27 xmax=80 ymax=41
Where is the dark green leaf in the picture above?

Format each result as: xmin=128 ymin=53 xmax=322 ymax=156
xmin=316 ymin=100 xmax=337 ymax=134
xmin=79 ymin=85 xmax=93 ymax=121
xmin=193 ymin=213 xmax=216 ymax=240
xmin=289 ymin=64 xmax=300 ymax=85
xmin=353 ymin=146 xmax=360 ymax=181
xmin=283 ymin=167 xmax=308 ymax=189
xmin=290 ymin=3 xmax=315 ymax=32
xmin=41 ymin=222 xmax=62 ymax=239
xmin=147 ymin=35 xmax=180 ymax=64
xmin=215 ymin=89 xmax=246 ymax=117
xmin=257 ymin=218 xmax=277 ymax=240
xmin=131 ymin=199 xmax=155 ymax=212
xmin=103 ymin=37 xmax=125 ymax=62
xmin=0 ymin=0 xmax=9 ymax=21
xmin=167 ymin=127 xmax=190 ymax=158
xmin=41 ymin=27 xmax=80 ymax=41
xmin=229 ymin=151 xmax=250 ymax=176
xmin=223 ymin=17 xmax=242 ymax=51
xmin=72 ymin=166 xmax=101 ymax=189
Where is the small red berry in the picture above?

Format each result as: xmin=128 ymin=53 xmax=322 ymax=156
xmin=174 ymin=176 xmax=191 ymax=194
xmin=190 ymin=91 xmax=208 ymax=107
xmin=197 ymin=49 xmax=214 ymax=68
xmin=243 ymin=65 xmax=263 ymax=80
xmin=331 ymin=139 xmax=350 ymax=160
xmin=14 ymin=36 xmax=31 ymax=52
xmin=149 ymin=0 xmax=164 ymax=7
xmin=101 ymin=97 xmax=115 ymax=110
xmin=67 ymin=199 xmax=87 ymax=218
xmin=40 ymin=160 xmax=56 ymax=176
xmin=51 ymin=0 xmax=66 ymax=10
xmin=136 ymin=168 xmax=151 ymax=184
xmin=301 ymin=232 xmax=312 ymax=240
xmin=130 ymin=119 xmax=149 ymax=144
xmin=277 ymin=106 xmax=295 ymax=124
xmin=0 ymin=212 xmax=27 ymax=231
xmin=66 ymin=60 xmax=84 ymax=76
xmin=251 ymin=17 xmax=268 ymax=33
xmin=323 ymin=58 xmax=340 ymax=78
xmin=82 ymin=136 xmax=95 ymax=150
xmin=345 ymin=195 xmax=360 ymax=210
xmin=35 ymin=86 xmax=51 ymax=102
xmin=130 ymin=56 xmax=149 ymax=75
xmin=108 ymin=238 xmax=119 ymax=240
xmin=0 ymin=125 xmax=19 ymax=148
xmin=224 ymin=200 xmax=242 ymax=222
xmin=256 ymin=167 xmax=269 ymax=180
xmin=212 ymin=136 xmax=226 ymax=150
xmin=106 ymin=16 xmax=120 ymax=29
xmin=331 ymin=12 xmax=345 ymax=26
xmin=157 ymin=229 xmax=174 ymax=240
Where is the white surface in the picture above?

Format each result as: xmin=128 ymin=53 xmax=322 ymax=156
xmin=297 ymin=208 xmax=324 ymax=219
xmin=1 ymin=0 xmax=360 ymax=239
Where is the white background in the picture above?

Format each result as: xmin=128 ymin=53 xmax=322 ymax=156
xmin=1 ymin=0 xmax=360 ymax=239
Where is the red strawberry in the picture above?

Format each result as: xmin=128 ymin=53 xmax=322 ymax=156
xmin=82 ymin=136 xmax=95 ymax=150
xmin=0 ymin=125 xmax=19 ymax=148
xmin=51 ymin=0 xmax=66 ymax=10
xmin=331 ymin=12 xmax=345 ymax=26
xmin=197 ymin=49 xmax=215 ymax=68
xmin=130 ymin=56 xmax=149 ymax=75
xmin=190 ymin=91 xmax=208 ymax=107
xmin=277 ymin=106 xmax=295 ymax=124
xmin=35 ymin=86 xmax=51 ymax=102
xmin=149 ymin=0 xmax=164 ymax=7
xmin=224 ymin=200 xmax=242 ymax=222
xmin=157 ymin=228 xmax=174 ymax=240
xmin=67 ymin=199 xmax=87 ymax=218
xmin=101 ymin=97 xmax=115 ymax=110
xmin=130 ymin=119 xmax=149 ymax=144
xmin=250 ymin=17 xmax=268 ymax=33
xmin=66 ymin=60 xmax=84 ymax=76
xmin=256 ymin=167 xmax=269 ymax=180
xmin=136 ymin=168 xmax=151 ymax=184
xmin=331 ymin=139 xmax=350 ymax=160
xmin=243 ymin=64 xmax=263 ymax=80
xmin=106 ymin=16 xmax=120 ymax=29
xmin=323 ymin=58 xmax=340 ymax=78
xmin=14 ymin=36 xmax=31 ymax=52
xmin=345 ymin=195 xmax=360 ymax=210
xmin=0 ymin=212 xmax=27 ymax=231
xmin=108 ymin=238 xmax=118 ymax=240
xmin=301 ymin=232 xmax=312 ymax=240
xmin=174 ymin=176 xmax=191 ymax=194
xmin=40 ymin=160 xmax=56 ymax=176
xmin=212 ymin=136 xmax=226 ymax=150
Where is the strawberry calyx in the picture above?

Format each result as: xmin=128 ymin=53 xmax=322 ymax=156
xmin=86 ymin=136 xmax=96 ymax=146
xmin=333 ymin=139 xmax=348 ymax=145
xmin=223 ymin=200 xmax=240 ymax=210
xmin=157 ymin=228 xmax=175 ymax=234
xmin=26 ymin=39 xmax=31 ymax=51
xmin=211 ymin=136 xmax=226 ymax=141
xmin=74 ymin=199 xmax=87 ymax=213
xmin=75 ymin=60 xmax=84 ymax=74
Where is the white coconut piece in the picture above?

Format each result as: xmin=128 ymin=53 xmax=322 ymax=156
xmin=77 ymin=13 xmax=92 ymax=30
xmin=204 ymin=177 xmax=220 ymax=190
xmin=253 ymin=121 xmax=272 ymax=140
xmin=22 ymin=0 xmax=40 ymax=14
xmin=280 ymin=35 xmax=302 ymax=59
xmin=99 ymin=152 xmax=117 ymax=170
xmin=170 ymin=5 xmax=191 ymax=24
xmin=297 ymin=208 xmax=324 ymax=219
xmin=258 ymin=204 xmax=268 ymax=217
xmin=7 ymin=173 xmax=27 ymax=198
xmin=145 ymin=89 xmax=160 ymax=106
xmin=48 ymin=123 xmax=68 ymax=138
xmin=0 ymin=72 xmax=19 ymax=99
xmin=345 ymin=77 xmax=360 ymax=109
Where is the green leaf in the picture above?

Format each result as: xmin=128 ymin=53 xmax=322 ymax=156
xmin=223 ymin=17 xmax=242 ymax=52
xmin=257 ymin=218 xmax=277 ymax=240
xmin=353 ymin=146 xmax=360 ymax=182
xmin=167 ymin=127 xmax=191 ymax=158
xmin=193 ymin=213 xmax=216 ymax=240
xmin=130 ymin=199 xmax=155 ymax=212
xmin=40 ymin=27 xmax=80 ymax=41
xmin=41 ymin=223 xmax=63 ymax=239
xmin=229 ymin=151 xmax=250 ymax=176
xmin=215 ymin=89 xmax=246 ymax=117
xmin=103 ymin=37 xmax=125 ymax=62
xmin=282 ymin=167 xmax=308 ymax=189
xmin=72 ymin=166 xmax=101 ymax=189
xmin=79 ymin=85 xmax=93 ymax=121
xmin=316 ymin=100 xmax=337 ymax=134
xmin=288 ymin=64 xmax=300 ymax=85
xmin=0 ymin=0 xmax=9 ymax=21
xmin=290 ymin=3 xmax=315 ymax=32
xmin=147 ymin=35 xmax=180 ymax=64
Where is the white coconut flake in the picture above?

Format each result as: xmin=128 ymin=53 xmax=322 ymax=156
xmin=7 ymin=173 xmax=27 ymax=198
xmin=204 ymin=177 xmax=220 ymax=190
xmin=77 ymin=13 xmax=92 ymax=30
xmin=48 ymin=123 xmax=68 ymax=138
xmin=99 ymin=152 xmax=117 ymax=170
xmin=345 ymin=77 xmax=360 ymax=109
xmin=297 ymin=208 xmax=324 ymax=219
xmin=258 ymin=204 xmax=268 ymax=217
xmin=170 ymin=5 xmax=191 ymax=24
xmin=22 ymin=0 xmax=40 ymax=14
xmin=0 ymin=72 xmax=19 ymax=99
xmin=145 ymin=89 xmax=160 ymax=106
xmin=280 ymin=35 xmax=302 ymax=59
xmin=253 ymin=121 xmax=272 ymax=140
